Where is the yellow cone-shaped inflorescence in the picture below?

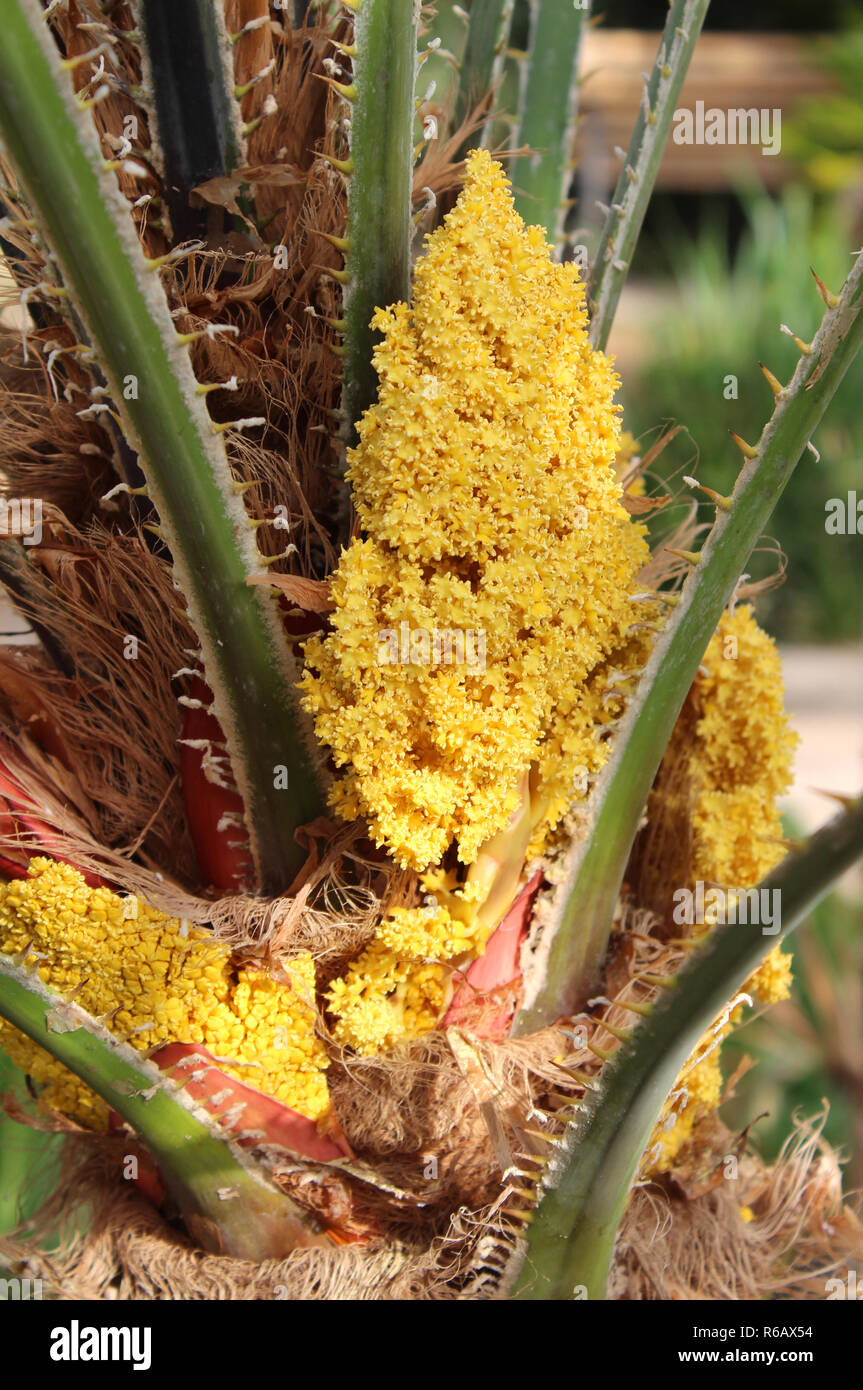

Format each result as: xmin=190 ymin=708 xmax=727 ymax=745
xmin=649 ymin=606 xmax=797 ymax=1170
xmin=300 ymin=149 xmax=650 ymax=876
xmin=0 ymin=859 xmax=329 ymax=1126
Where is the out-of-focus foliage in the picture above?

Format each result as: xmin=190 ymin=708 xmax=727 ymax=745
xmin=593 ymin=0 xmax=849 ymax=28
xmin=784 ymin=21 xmax=863 ymax=195
xmin=619 ymin=186 xmax=863 ymax=641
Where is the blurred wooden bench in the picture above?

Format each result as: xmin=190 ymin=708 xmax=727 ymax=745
xmin=575 ymin=30 xmax=835 ymax=190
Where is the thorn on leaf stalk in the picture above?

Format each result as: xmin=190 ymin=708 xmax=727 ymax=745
xmin=810 ymin=266 xmax=838 ymax=309
xmin=103 ymin=158 xmax=150 ymax=181
xmin=316 ymin=263 xmax=350 ymax=285
xmin=319 ymin=75 xmax=358 ymax=102
xmin=235 ymin=59 xmax=276 ymax=100
xmin=636 ymin=972 xmax=678 ymax=990
xmin=229 ymin=15 xmax=271 ymax=43
xmin=101 ymin=481 xmax=149 ymax=503
xmin=61 ymin=42 xmax=111 ymax=72
xmin=242 ymin=113 xmax=268 ymax=139
xmin=174 ymin=322 xmax=239 ymax=347
xmin=196 ymin=376 xmax=240 ymax=396
xmin=780 ymin=323 xmax=813 ymax=355
xmin=811 ymin=789 xmax=856 ymax=811
xmin=682 ymin=475 xmax=732 ymax=511
xmin=665 ymin=547 xmax=701 ymax=567
xmin=319 ymin=232 xmax=350 ymax=254
xmin=593 ymin=1017 xmax=631 ymax=1044
xmin=76 ymin=84 xmax=111 ymax=112
xmin=321 ymin=153 xmax=353 ymax=175
xmin=728 ymin=430 xmax=759 ymax=460
xmin=759 ymin=361 xmax=784 ymax=396
xmin=256 ymin=547 xmax=298 ymax=567
xmin=414 ymin=187 xmax=437 ymax=222
xmin=145 ymin=241 xmax=206 ymax=272
xmin=211 ymin=416 xmax=266 ymax=435
xmin=614 ymin=998 xmax=654 ymax=1018
xmin=807 ymin=440 xmax=821 ymax=462
xmin=77 ymin=402 xmax=121 ymax=427
xmin=666 ymin=931 xmax=712 ymax=950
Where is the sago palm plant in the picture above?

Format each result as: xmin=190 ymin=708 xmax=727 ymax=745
xmin=0 ymin=0 xmax=860 ymax=1301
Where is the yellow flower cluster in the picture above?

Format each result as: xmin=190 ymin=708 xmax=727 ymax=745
xmin=301 ymin=149 xmax=649 ymax=872
xmin=326 ymin=872 xmax=488 ymax=1052
xmin=0 ymin=859 xmax=329 ymax=1126
xmin=650 ymin=606 xmax=797 ymax=1170
xmin=691 ymin=605 xmax=797 ymax=889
